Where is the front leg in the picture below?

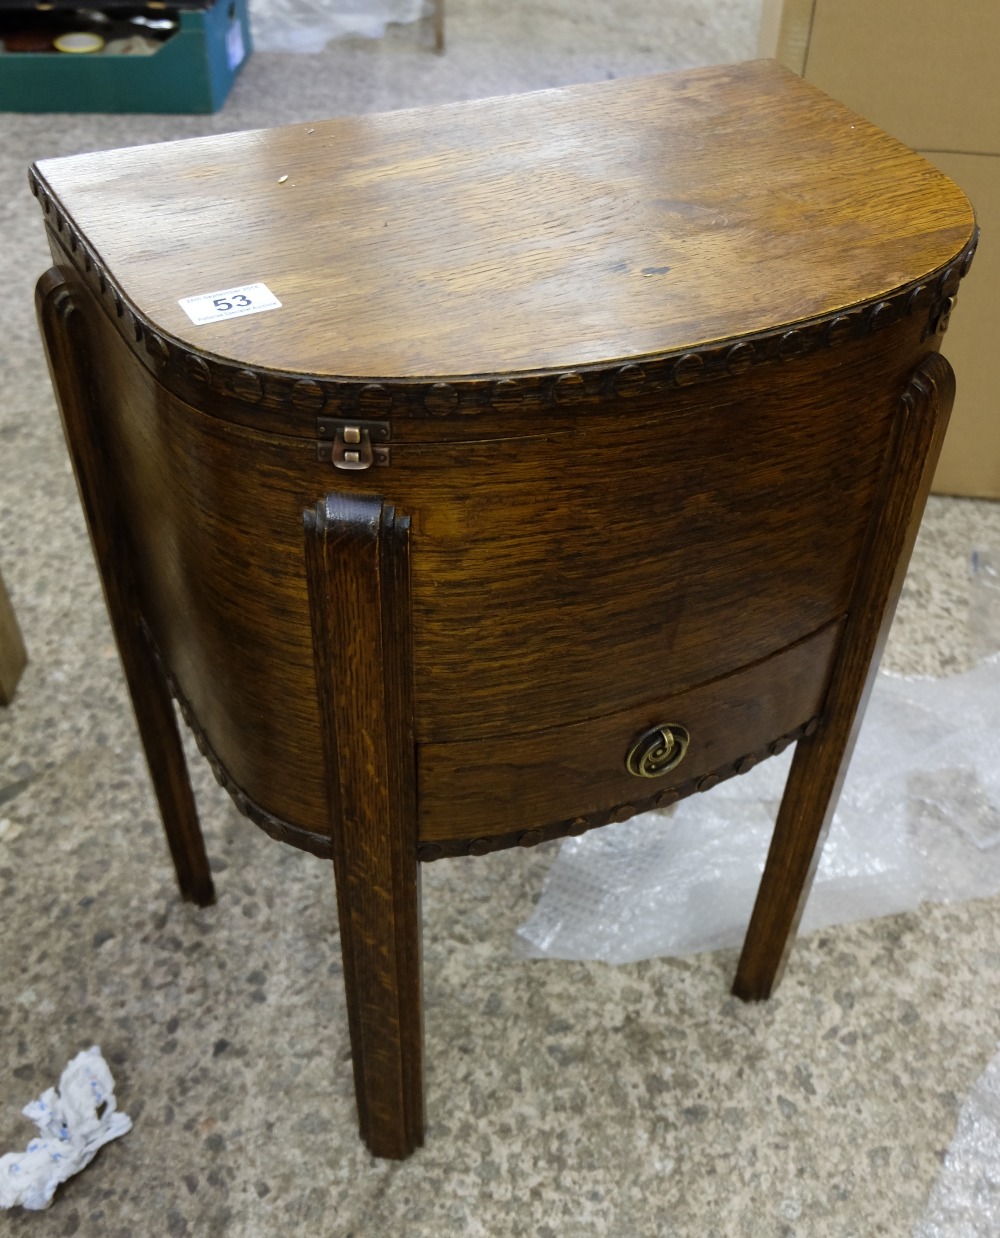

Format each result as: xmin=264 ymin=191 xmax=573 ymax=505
xmin=304 ymin=492 xmax=424 ymax=1160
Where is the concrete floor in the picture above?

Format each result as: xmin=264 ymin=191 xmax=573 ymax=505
xmin=3 ymin=1 xmax=1000 ymax=1233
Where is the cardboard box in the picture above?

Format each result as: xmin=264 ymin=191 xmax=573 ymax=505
xmin=0 ymin=0 xmax=251 ymax=114
xmin=760 ymin=0 xmax=1000 ymax=498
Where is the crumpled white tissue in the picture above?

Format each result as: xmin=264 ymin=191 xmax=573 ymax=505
xmin=0 ymin=1046 xmax=132 ymax=1210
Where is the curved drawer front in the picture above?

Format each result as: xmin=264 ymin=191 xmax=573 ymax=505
xmin=415 ymin=620 xmax=843 ymax=849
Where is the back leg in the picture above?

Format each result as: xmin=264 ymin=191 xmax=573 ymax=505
xmin=36 ymin=269 xmax=214 ymax=906
xmin=733 ymin=353 xmax=955 ymax=999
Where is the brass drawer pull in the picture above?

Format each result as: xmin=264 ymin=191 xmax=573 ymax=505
xmin=625 ymin=723 xmax=690 ymax=778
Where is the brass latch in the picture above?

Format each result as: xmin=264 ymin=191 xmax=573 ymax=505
xmin=316 ymin=418 xmax=391 ymax=471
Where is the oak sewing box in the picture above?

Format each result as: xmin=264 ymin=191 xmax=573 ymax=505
xmin=32 ymin=60 xmax=976 ymax=1159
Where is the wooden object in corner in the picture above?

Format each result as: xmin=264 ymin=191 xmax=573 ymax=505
xmin=0 ymin=568 xmax=27 ymax=705
xmin=31 ymin=61 xmax=977 ymax=1159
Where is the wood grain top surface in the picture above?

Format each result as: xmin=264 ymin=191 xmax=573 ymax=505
xmin=34 ymin=60 xmax=974 ymax=382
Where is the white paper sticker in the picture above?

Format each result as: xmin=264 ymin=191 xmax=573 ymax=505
xmin=226 ymin=20 xmax=245 ymax=71
xmin=178 ymin=282 xmax=280 ymax=326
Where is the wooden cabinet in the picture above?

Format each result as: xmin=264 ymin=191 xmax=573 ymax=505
xmin=33 ymin=61 xmax=976 ymax=1158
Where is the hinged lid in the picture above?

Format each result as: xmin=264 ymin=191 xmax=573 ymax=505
xmin=32 ymin=60 xmax=975 ymax=384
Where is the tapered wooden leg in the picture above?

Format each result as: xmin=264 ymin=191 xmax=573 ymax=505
xmin=36 ymin=269 xmax=214 ymax=907
xmin=304 ymin=492 xmax=424 ymax=1160
xmin=733 ymin=353 xmax=956 ymax=1001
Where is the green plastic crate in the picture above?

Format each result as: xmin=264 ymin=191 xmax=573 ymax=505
xmin=0 ymin=0 xmax=251 ymax=113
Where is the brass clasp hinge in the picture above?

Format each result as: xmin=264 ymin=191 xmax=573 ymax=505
xmin=316 ymin=417 xmax=391 ymax=470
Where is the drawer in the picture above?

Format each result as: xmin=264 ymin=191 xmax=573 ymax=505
xmin=416 ymin=618 xmax=842 ymax=854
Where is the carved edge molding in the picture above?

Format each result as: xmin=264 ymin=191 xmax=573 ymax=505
xmin=30 ymin=169 xmax=978 ymax=425
xmin=416 ymin=716 xmax=820 ymax=862
xmin=140 ymin=625 xmax=334 ymax=860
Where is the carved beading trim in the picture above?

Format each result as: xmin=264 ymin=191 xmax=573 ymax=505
xmin=30 ymin=167 xmax=978 ymax=426
xmin=140 ymin=623 xmax=333 ymax=860
xmin=415 ymin=715 xmax=819 ymax=862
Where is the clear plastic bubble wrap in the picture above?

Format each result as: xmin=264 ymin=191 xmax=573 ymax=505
xmin=915 ymin=1044 xmax=1000 ymax=1237
xmin=250 ymin=0 xmax=426 ymax=52
xmin=517 ymin=556 xmax=1000 ymax=965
